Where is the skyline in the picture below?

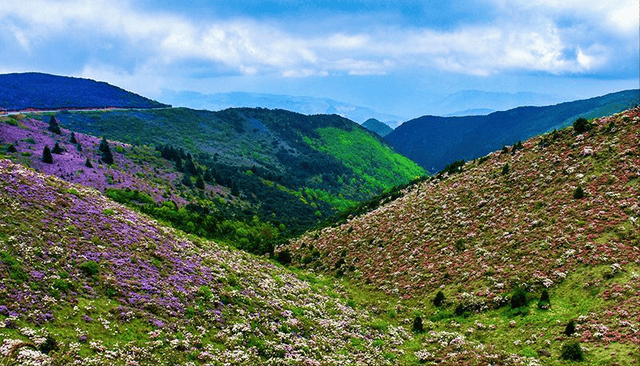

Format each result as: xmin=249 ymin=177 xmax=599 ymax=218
xmin=0 ymin=0 xmax=637 ymax=118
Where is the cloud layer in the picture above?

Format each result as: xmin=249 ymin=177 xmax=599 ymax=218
xmin=0 ymin=0 xmax=636 ymax=100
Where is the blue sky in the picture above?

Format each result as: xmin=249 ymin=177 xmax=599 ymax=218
xmin=0 ymin=0 xmax=637 ymax=118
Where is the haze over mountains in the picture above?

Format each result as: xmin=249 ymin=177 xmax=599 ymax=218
xmin=160 ymin=90 xmax=405 ymax=127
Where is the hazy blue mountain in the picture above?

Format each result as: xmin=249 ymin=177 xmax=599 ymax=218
xmin=0 ymin=72 xmax=169 ymax=111
xmin=159 ymin=90 xmax=404 ymax=126
xmin=385 ymin=89 xmax=640 ymax=173
xmin=362 ymin=118 xmax=394 ymax=137
xmin=445 ymin=108 xmax=494 ymax=116
xmin=434 ymin=90 xmax=566 ymax=116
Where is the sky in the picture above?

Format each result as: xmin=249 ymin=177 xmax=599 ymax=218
xmin=0 ymin=0 xmax=637 ymax=118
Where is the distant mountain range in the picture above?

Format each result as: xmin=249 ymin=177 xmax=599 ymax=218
xmin=159 ymin=90 xmax=404 ymax=127
xmin=433 ymin=90 xmax=565 ymax=116
xmin=0 ymin=72 xmax=169 ymax=111
xmin=385 ymin=89 xmax=640 ymax=173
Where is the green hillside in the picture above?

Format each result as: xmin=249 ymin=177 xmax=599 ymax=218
xmin=283 ymin=108 xmax=640 ymax=364
xmin=0 ymin=159 xmax=414 ymax=365
xmin=1 ymin=107 xmax=424 ymax=256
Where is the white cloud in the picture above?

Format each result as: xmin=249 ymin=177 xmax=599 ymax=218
xmin=0 ymin=0 xmax=634 ymax=81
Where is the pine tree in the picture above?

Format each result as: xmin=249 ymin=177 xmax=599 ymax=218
xmin=70 ymin=132 xmax=77 ymax=144
xmin=181 ymin=173 xmax=193 ymax=187
xmin=85 ymin=158 xmax=93 ymax=168
xmin=564 ymin=320 xmax=576 ymax=336
xmin=433 ymin=290 xmax=445 ymax=307
xmin=98 ymin=137 xmax=114 ymax=165
xmin=573 ymin=186 xmax=584 ymax=199
xmin=185 ymin=156 xmax=198 ymax=175
xmin=412 ymin=316 xmax=424 ymax=333
xmin=48 ymin=116 xmax=62 ymax=134
xmin=52 ymin=142 xmax=64 ymax=154
xmin=537 ymin=289 xmax=550 ymax=309
xmin=7 ymin=144 xmax=17 ymax=153
xmin=231 ymin=181 xmax=240 ymax=196
xmin=195 ymin=175 xmax=205 ymax=189
xmin=42 ymin=146 xmax=53 ymax=163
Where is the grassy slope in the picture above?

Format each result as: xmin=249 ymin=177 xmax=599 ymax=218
xmin=304 ymin=127 xmax=424 ymax=193
xmin=284 ymin=108 xmax=640 ymax=364
xmin=0 ymin=159 xmax=415 ymax=365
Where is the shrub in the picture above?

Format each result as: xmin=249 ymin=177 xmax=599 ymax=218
xmin=573 ymin=117 xmax=591 ymax=134
xmin=433 ymin=290 xmax=445 ymax=307
xmin=511 ymin=288 xmax=528 ymax=309
xmin=7 ymin=144 xmax=17 ymax=153
xmin=98 ymin=137 xmax=114 ymax=165
xmin=38 ymin=336 xmax=58 ymax=354
xmin=573 ymin=186 xmax=584 ymax=199
xmin=564 ymin=320 xmax=576 ymax=336
xmin=560 ymin=342 xmax=583 ymax=361
xmin=79 ymin=260 xmax=99 ymax=277
xmin=42 ymin=146 xmax=53 ymax=164
xmin=48 ymin=115 xmax=62 ymax=134
xmin=52 ymin=142 xmax=64 ymax=154
xmin=412 ymin=316 xmax=424 ymax=333
xmin=537 ymin=289 xmax=550 ymax=309
xmin=275 ymin=249 xmax=292 ymax=265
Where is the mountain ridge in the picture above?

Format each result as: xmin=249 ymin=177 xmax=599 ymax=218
xmin=386 ymin=89 xmax=640 ymax=172
xmin=0 ymin=72 xmax=169 ymax=111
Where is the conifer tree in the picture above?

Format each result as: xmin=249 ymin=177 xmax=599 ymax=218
xmin=42 ymin=146 xmax=53 ymax=163
xmin=98 ymin=137 xmax=114 ymax=165
xmin=181 ymin=173 xmax=193 ymax=187
xmin=195 ymin=175 xmax=205 ymax=189
xmin=85 ymin=158 xmax=93 ymax=168
xmin=7 ymin=144 xmax=17 ymax=153
xmin=70 ymin=132 xmax=77 ymax=144
xmin=48 ymin=115 xmax=62 ymax=134
xmin=52 ymin=142 xmax=64 ymax=154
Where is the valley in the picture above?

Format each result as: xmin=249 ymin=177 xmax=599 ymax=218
xmin=0 ymin=74 xmax=639 ymax=365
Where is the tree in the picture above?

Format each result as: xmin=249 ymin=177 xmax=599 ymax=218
xmin=52 ymin=142 xmax=64 ymax=154
xmin=573 ymin=186 xmax=585 ymax=199
xmin=48 ymin=115 xmax=61 ymax=134
xmin=564 ymin=320 xmax=576 ymax=336
xmin=181 ymin=173 xmax=193 ymax=187
xmin=433 ymin=290 xmax=445 ymax=307
xmin=7 ymin=144 xmax=17 ymax=153
xmin=537 ymin=289 xmax=550 ymax=309
xmin=42 ymin=146 xmax=53 ymax=163
xmin=231 ymin=181 xmax=240 ymax=196
xmin=70 ymin=132 xmax=77 ymax=144
xmin=502 ymin=163 xmax=510 ymax=175
xmin=573 ymin=117 xmax=591 ymax=134
xmin=98 ymin=137 xmax=114 ymax=165
xmin=561 ymin=342 xmax=583 ymax=361
xmin=85 ymin=158 xmax=93 ymax=168
xmin=412 ymin=316 xmax=424 ymax=333
xmin=195 ymin=175 xmax=205 ymax=189
xmin=511 ymin=288 xmax=528 ymax=309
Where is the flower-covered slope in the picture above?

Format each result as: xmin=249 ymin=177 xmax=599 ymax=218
xmin=0 ymin=114 xmax=190 ymax=203
xmin=285 ymin=109 xmax=640 ymax=356
xmin=0 ymin=159 xmax=414 ymax=365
